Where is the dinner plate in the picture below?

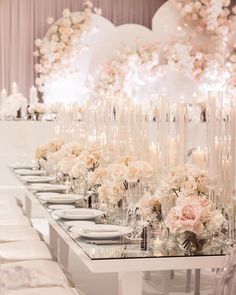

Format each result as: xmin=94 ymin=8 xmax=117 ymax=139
xmin=29 ymin=183 xmax=69 ymax=193
xmin=48 ymin=204 xmax=75 ymax=210
xmin=14 ymin=169 xmax=46 ymax=176
xmin=73 ymin=224 xmax=132 ymax=239
xmin=54 ymin=208 xmax=104 ymax=220
xmin=37 ymin=193 xmax=83 ymax=204
xmin=10 ymin=163 xmax=37 ymax=170
xmin=64 ymin=220 xmax=95 ymax=227
xmin=21 ymin=176 xmax=56 ymax=183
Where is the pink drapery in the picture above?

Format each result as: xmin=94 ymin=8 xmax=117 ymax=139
xmin=0 ymin=0 xmax=166 ymax=98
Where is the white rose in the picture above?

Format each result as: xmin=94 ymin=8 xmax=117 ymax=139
xmin=35 ymin=39 xmax=42 ymax=47
xmin=57 ymin=156 xmax=76 ymax=174
xmin=107 ymin=163 xmax=126 ymax=182
xmin=79 ymin=151 xmax=96 ymax=168
xmin=230 ymin=54 xmax=236 ymax=63
xmin=136 ymin=161 xmax=153 ymax=179
xmin=108 ymin=181 xmax=124 ymax=204
xmin=71 ymin=160 xmax=87 ymax=178
xmin=63 ymin=9 xmax=71 ymax=17
xmin=182 ymin=179 xmax=198 ymax=194
xmin=125 ymin=161 xmax=142 ymax=183
xmin=207 ymin=210 xmax=225 ymax=232
xmin=47 ymin=17 xmax=54 ymax=25
xmin=88 ymin=168 xmax=108 ymax=185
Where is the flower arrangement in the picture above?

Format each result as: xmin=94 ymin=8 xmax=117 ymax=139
xmin=94 ymin=160 xmax=153 ymax=204
xmin=1 ymin=94 xmax=27 ymax=119
xmin=36 ymin=139 xmax=103 ymax=178
xmin=165 ymin=164 xmax=208 ymax=196
xmin=165 ymin=195 xmax=224 ymax=235
xmin=34 ymin=1 xmax=100 ymax=91
xmin=28 ymin=102 xmax=49 ymax=120
xmin=35 ymin=138 xmax=65 ymax=161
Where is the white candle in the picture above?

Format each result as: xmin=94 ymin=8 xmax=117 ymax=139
xmin=1 ymin=89 xmax=7 ymax=106
xmin=192 ymin=148 xmax=207 ymax=169
xmin=168 ymin=137 xmax=178 ymax=168
xmin=12 ymin=82 xmax=18 ymax=95
xmin=176 ymin=99 xmax=187 ymax=165
xmin=30 ymin=86 xmax=37 ymax=105
xmin=149 ymin=142 xmax=158 ymax=177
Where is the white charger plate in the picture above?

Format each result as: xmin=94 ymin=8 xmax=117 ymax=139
xmin=64 ymin=221 xmax=95 ymax=227
xmin=10 ymin=163 xmax=37 ymax=170
xmin=54 ymin=208 xmax=104 ymax=220
xmin=30 ymin=183 xmax=69 ymax=193
xmin=21 ymin=176 xmax=56 ymax=183
xmin=73 ymin=224 xmax=132 ymax=239
xmin=14 ymin=169 xmax=46 ymax=176
xmin=37 ymin=193 xmax=83 ymax=204
xmin=48 ymin=204 xmax=75 ymax=210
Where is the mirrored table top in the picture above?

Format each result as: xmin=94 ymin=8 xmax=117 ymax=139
xmin=32 ymin=192 xmax=226 ymax=261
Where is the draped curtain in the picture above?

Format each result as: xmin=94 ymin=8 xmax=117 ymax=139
xmin=0 ymin=0 xmax=166 ymax=97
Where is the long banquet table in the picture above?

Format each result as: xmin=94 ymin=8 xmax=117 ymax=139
xmin=11 ymin=169 xmax=226 ymax=295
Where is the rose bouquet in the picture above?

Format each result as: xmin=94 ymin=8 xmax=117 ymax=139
xmin=94 ymin=160 xmax=153 ymax=205
xmin=165 ymin=164 xmax=209 ymax=197
xmin=165 ymin=195 xmax=224 ymax=252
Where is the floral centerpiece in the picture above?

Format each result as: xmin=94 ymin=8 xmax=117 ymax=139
xmin=165 ymin=195 xmax=224 ymax=253
xmin=28 ymin=103 xmax=49 ymax=120
xmin=1 ymin=94 xmax=27 ymax=119
xmin=91 ymin=159 xmax=153 ymax=205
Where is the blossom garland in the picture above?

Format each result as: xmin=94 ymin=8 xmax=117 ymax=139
xmin=34 ymin=1 xmax=100 ymax=91
xmin=163 ymin=41 xmax=210 ymax=80
xmin=171 ymin=0 xmax=233 ymax=34
xmin=170 ymin=0 xmax=236 ymax=88
xmin=90 ymin=44 xmax=161 ymax=102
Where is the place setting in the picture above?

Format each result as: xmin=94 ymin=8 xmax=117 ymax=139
xmin=37 ymin=193 xmax=84 ymax=204
xmin=29 ymin=183 xmax=70 ymax=193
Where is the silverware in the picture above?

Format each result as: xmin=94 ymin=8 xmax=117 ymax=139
xmin=85 ymin=240 xmax=140 ymax=245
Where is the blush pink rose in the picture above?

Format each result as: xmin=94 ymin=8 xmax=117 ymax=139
xmin=165 ymin=197 xmax=205 ymax=235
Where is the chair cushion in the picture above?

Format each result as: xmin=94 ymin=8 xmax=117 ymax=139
xmin=1 ymin=260 xmax=69 ymax=287
xmin=0 ymin=241 xmax=52 ymax=263
xmin=0 ymin=226 xmax=40 ymax=243
xmin=3 ymin=287 xmax=79 ymax=295
xmin=0 ymin=216 xmax=30 ymax=226
xmin=0 ymin=196 xmax=18 ymax=205
xmin=0 ymin=206 xmax=23 ymax=216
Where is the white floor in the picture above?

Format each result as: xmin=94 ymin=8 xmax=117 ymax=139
xmin=32 ymin=218 xmax=215 ymax=295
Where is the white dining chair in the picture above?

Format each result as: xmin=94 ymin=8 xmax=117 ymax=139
xmin=1 ymin=260 xmax=70 ymax=288
xmin=2 ymin=287 xmax=80 ymax=295
xmin=0 ymin=215 xmax=30 ymax=226
xmin=0 ymin=241 xmax=52 ymax=263
xmin=0 ymin=225 xmax=40 ymax=243
xmin=212 ymin=248 xmax=236 ymax=295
